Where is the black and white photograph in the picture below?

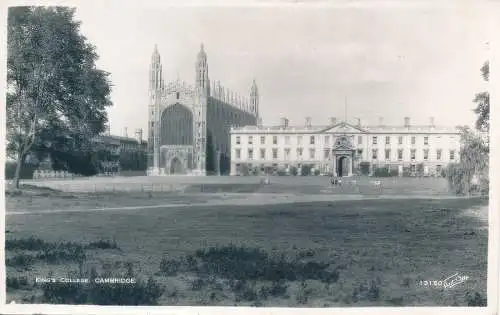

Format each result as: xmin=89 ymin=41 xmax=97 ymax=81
xmin=1 ymin=0 xmax=497 ymax=313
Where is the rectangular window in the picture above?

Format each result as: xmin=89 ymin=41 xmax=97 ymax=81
xmin=411 ymin=136 xmax=416 ymax=145
xmin=272 ymin=148 xmax=278 ymax=160
xmin=372 ymin=149 xmax=378 ymax=160
xmin=260 ymin=148 xmax=266 ymax=160
xmin=436 ymin=149 xmax=442 ymax=160
xmin=310 ymin=136 xmax=315 ymax=145
xmin=372 ymin=136 xmax=378 ymax=145
xmin=285 ymin=136 xmax=291 ymax=145
xmin=385 ymin=136 xmax=390 ymax=145
xmin=324 ymin=136 xmax=330 ymax=145
xmin=358 ymin=136 xmax=362 ymax=145
xmin=248 ymin=149 xmax=254 ymax=160
xmin=260 ymin=136 xmax=265 ymax=145
xmin=248 ymin=136 xmax=253 ymax=145
xmin=297 ymin=147 xmax=303 ymax=158
xmin=324 ymin=149 xmax=330 ymax=159
xmin=411 ymin=149 xmax=416 ymax=160
xmin=284 ymin=148 xmax=291 ymax=160
xmin=309 ymin=148 xmax=315 ymax=159
xmin=450 ymin=150 xmax=455 ymax=160
xmin=236 ymin=136 xmax=241 ymax=145
xmin=273 ymin=136 xmax=278 ymax=145
xmin=397 ymin=149 xmax=403 ymax=161
xmin=297 ymin=136 xmax=303 ymax=145
xmin=235 ymin=149 xmax=241 ymax=159
xmin=385 ymin=149 xmax=391 ymax=160
xmin=423 ymin=149 xmax=429 ymax=160
xmin=398 ymin=136 xmax=403 ymax=145
xmin=424 ymin=136 xmax=429 ymax=145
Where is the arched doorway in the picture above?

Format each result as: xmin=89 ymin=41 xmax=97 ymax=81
xmin=337 ymin=156 xmax=349 ymax=177
xmin=169 ymin=157 xmax=184 ymax=174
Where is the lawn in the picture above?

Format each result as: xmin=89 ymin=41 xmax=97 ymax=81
xmin=5 ymin=187 xmax=488 ymax=307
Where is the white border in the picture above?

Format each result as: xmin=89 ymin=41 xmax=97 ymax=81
xmin=0 ymin=1 xmax=498 ymax=314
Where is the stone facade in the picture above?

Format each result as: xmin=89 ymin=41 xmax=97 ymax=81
xmin=148 ymin=44 xmax=258 ymax=175
xmin=230 ymin=117 xmax=462 ymax=177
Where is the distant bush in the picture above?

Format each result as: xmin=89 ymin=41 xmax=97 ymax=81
xmin=359 ymin=162 xmax=370 ymax=175
xmin=446 ymin=163 xmax=469 ymax=195
xmin=5 ymin=161 xmax=38 ymax=180
xmin=300 ymin=164 xmax=313 ymax=176
xmin=86 ymin=239 xmax=119 ymax=250
xmin=373 ymin=167 xmax=391 ymax=177
xmin=36 ymin=245 xmax=86 ymax=264
xmin=6 ymin=253 xmax=36 ymax=269
xmin=238 ymin=164 xmax=251 ymax=176
xmin=276 ymin=168 xmax=287 ymax=176
xmin=416 ymin=163 xmax=425 ymax=177
xmin=259 ymin=279 xmax=288 ymax=299
xmin=6 ymin=275 xmax=29 ymax=291
xmin=289 ymin=166 xmax=298 ymax=176
xmin=5 ymin=236 xmax=49 ymax=251
xmin=313 ymin=169 xmax=321 ymax=176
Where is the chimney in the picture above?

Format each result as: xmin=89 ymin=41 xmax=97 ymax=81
xmin=429 ymin=117 xmax=435 ymax=127
xmin=378 ymin=117 xmax=384 ymax=126
xmin=329 ymin=117 xmax=337 ymax=125
xmin=305 ymin=117 xmax=312 ymax=128
xmin=124 ymin=127 xmax=128 ymax=137
xmin=355 ymin=117 xmax=361 ymax=127
xmin=404 ymin=117 xmax=411 ymax=128
xmin=135 ymin=128 xmax=143 ymax=143
xmin=280 ymin=117 xmax=289 ymax=129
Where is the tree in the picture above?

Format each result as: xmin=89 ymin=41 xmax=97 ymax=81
xmin=473 ymin=61 xmax=489 ymax=132
xmin=6 ymin=7 xmax=112 ymax=188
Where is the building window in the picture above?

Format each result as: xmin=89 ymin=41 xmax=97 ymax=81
xmin=248 ymin=149 xmax=254 ymax=160
xmin=397 ymin=149 xmax=403 ymax=161
xmin=248 ymin=136 xmax=253 ymax=145
xmin=273 ymin=136 xmax=278 ymax=145
xmin=260 ymin=148 xmax=266 ymax=160
xmin=436 ymin=149 xmax=442 ymax=160
xmin=309 ymin=148 xmax=315 ymax=159
xmin=260 ymin=136 xmax=265 ymax=145
xmin=285 ymin=136 xmax=291 ymax=145
xmin=423 ymin=149 xmax=429 ymax=160
xmin=272 ymin=148 xmax=278 ymax=160
xmin=424 ymin=136 xmax=429 ymax=145
xmin=357 ymin=149 xmax=363 ymax=157
xmin=450 ymin=150 xmax=455 ymax=160
xmin=324 ymin=149 xmax=330 ymax=159
xmin=236 ymin=136 xmax=241 ymax=145
xmin=372 ymin=149 xmax=378 ymax=160
xmin=297 ymin=136 xmax=303 ymax=145
xmin=410 ymin=164 xmax=416 ymax=173
xmin=324 ymin=136 xmax=330 ymax=145
xmin=411 ymin=149 xmax=416 ymax=160
xmin=358 ymin=136 xmax=362 ymax=145
xmin=235 ymin=149 xmax=241 ymax=159
xmin=411 ymin=136 xmax=416 ymax=145
xmin=372 ymin=136 xmax=377 ymax=145
xmin=284 ymin=148 xmax=291 ymax=160
xmin=310 ymin=136 xmax=315 ymax=145
xmin=398 ymin=136 xmax=403 ymax=145
xmin=297 ymin=147 xmax=303 ymax=158
xmin=385 ymin=149 xmax=391 ymax=160
xmin=385 ymin=136 xmax=390 ymax=145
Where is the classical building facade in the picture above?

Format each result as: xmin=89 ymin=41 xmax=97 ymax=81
xmin=230 ymin=117 xmax=462 ymax=177
xmin=148 ymin=44 xmax=259 ymax=175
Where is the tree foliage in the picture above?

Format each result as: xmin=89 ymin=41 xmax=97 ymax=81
xmin=6 ymin=6 xmax=112 ymax=187
xmin=473 ymin=61 xmax=489 ymax=132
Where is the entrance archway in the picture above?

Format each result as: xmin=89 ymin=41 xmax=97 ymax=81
xmin=169 ymin=157 xmax=184 ymax=174
xmin=337 ymin=156 xmax=349 ymax=177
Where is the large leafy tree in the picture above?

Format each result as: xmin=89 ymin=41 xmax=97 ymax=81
xmin=7 ymin=6 xmax=112 ymax=187
xmin=473 ymin=61 xmax=489 ymax=132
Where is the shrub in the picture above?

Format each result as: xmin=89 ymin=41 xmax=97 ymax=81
xmin=416 ymin=163 xmax=425 ymax=177
xmin=446 ymin=163 xmax=470 ymax=195
xmin=36 ymin=245 xmax=86 ymax=264
xmin=300 ymin=164 xmax=313 ymax=176
xmin=6 ymin=276 xmax=29 ymax=291
xmin=159 ymin=258 xmax=181 ymax=276
xmin=359 ymin=162 xmax=370 ymax=175
xmin=238 ymin=164 xmax=250 ymax=176
xmin=5 ymin=236 xmax=49 ymax=251
xmin=313 ymin=169 xmax=321 ymax=176
xmin=276 ymin=168 xmax=287 ymax=176
xmin=6 ymin=253 xmax=36 ymax=269
xmin=373 ymin=167 xmax=390 ymax=177
xmin=289 ymin=166 xmax=298 ymax=176
xmin=466 ymin=292 xmax=487 ymax=306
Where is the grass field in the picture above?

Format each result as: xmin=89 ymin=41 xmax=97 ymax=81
xmin=4 ymin=177 xmax=489 ymax=306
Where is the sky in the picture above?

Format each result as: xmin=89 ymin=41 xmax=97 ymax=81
xmin=69 ymin=1 xmax=492 ymax=136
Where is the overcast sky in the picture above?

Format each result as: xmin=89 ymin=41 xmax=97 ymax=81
xmin=70 ymin=1 xmax=491 ymax=136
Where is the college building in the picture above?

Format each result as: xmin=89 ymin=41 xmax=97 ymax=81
xmin=229 ymin=116 xmax=462 ymax=177
xmin=147 ymin=44 xmax=259 ymax=175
